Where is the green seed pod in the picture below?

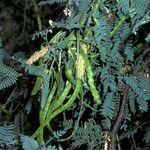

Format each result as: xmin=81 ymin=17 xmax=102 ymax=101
xmin=80 ymin=43 xmax=102 ymax=105
xmin=31 ymin=80 xmax=81 ymax=139
xmin=50 ymin=81 xmax=72 ymax=112
xmin=43 ymin=81 xmax=57 ymax=118
xmin=37 ymin=81 xmax=57 ymax=142
xmin=65 ymin=65 xmax=76 ymax=85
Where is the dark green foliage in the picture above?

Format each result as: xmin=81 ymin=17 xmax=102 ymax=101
xmin=0 ymin=125 xmax=58 ymax=150
xmin=94 ymin=15 xmax=112 ymax=40
xmin=0 ymin=125 xmax=16 ymax=148
xmin=133 ymin=0 xmax=150 ymax=20
xmin=0 ymin=43 xmax=19 ymax=90
xmin=120 ymin=108 xmax=132 ymax=131
xmin=100 ymin=92 xmax=117 ymax=129
xmin=0 ymin=69 xmax=18 ymax=90
xmin=143 ymin=128 xmax=150 ymax=143
xmin=70 ymin=119 xmax=103 ymax=150
xmin=20 ymin=134 xmax=58 ymax=150
xmin=132 ymin=10 xmax=150 ymax=34
xmin=45 ymin=145 xmax=57 ymax=150
xmin=20 ymin=134 xmax=39 ymax=150
xmin=124 ymin=43 xmax=134 ymax=61
xmin=128 ymin=89 xmax=136 ymax=113
xmin=41 ymin=73 xmax=50 ymax=108
xmin=53 ymin=119 xmax=72 ymax=139
xmin=25 ymin=65 xmax=46 ymax=76
xmin=118 ymin=0 xmax=130 ymax=16
xmin=125 ymin=76 xmax=150 ymax=112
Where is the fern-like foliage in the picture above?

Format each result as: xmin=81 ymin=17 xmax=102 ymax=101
xmin=0 ymin=125 xmax=17 ymax=148
xmin=128 ymin=89 xmax=136 ymax=113
xmin=132 ymin=10 xmax=150 ymax=34
xmin=41 ymin=73 xmax=50 ymax=108
xmin=118 ymin=0 xmax=130 ymax=16
xmin=25 ymin=64 xmax=52 ymax=108
xmin=117 ymin=0 xmax=150 ymax=34
xmin=0 ymin=126 xmax=58 ymax=150
xmin=143 ymin=127 xmax=150 ymax=143
xmin=124 ymin=43 xmax=134 ymax=61
xmin=0 ymin=63 xmax=19 ymax=90
xmin=25 ymin=64 xmax=46 ymax=76
xmin=0 ymin=42 xmax=19 ymax=90
xmin=133 ymin=0 xmax=150 ymax=20
xmin=120 ymin=108 xmax=132 ymax=131
xmin=125 ymin=76 xmax=150 ymax=112
xmin=69 ymin=119 xmax=103 ymax=150
xmin=20 ymin=134 xmax=58 ymax=150
xmin=53 ymin=119 xmax=72 ymax=139
xmin=20 ymin=134 xmax=39 ymax=150
xmin=100 ymin=92 xmax=117 ymax=129
xmin=93 ymin=15 xmax=112 ymax=62
xmin=45 ymin=145 xmax=57 ymax=150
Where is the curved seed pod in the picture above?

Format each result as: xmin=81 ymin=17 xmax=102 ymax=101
xmin=50 ymin=81 xmax=72 ymax=112
xmin=31 ymin=79 xmax=81 ymax=139
xmin=80 ymin=43 xmax=102 ymax=105
xmin=37 ymin=81 xmax=57 ymax=142
xmin=65 ymin=65 xmax=76 ymax=85
xmin=26 ymin=46 xmax=48 ymax=65
xmin=43 ymin=81 xmax=57 ymax=118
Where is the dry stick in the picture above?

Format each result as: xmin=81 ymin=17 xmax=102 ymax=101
xmin=110 ymin=86 xmax=129 ymax=150
xmin=0 ymin=105 xmax=11 ymax=115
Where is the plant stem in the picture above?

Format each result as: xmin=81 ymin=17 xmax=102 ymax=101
xmin=110 ymin=86 xmax=129 ymax=150
xmin=32 ymin=0 xmax=42 ymax=31
xmin=110 ymin=16 xmax=126 ymax=37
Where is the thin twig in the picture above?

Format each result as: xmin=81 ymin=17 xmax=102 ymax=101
xmin=110 ymin=86 xmax=129 ymax=150
xmin=119 ymin=121 xmax=149 ymax=141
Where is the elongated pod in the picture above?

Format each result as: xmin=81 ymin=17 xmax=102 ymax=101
xmin=31 ymin=79 xmax=81 ymax=139
xmin=50 ymin=81 xmax=72 ymax=112
xmin=65 ymin=65 xmax=76 ymax=85
xmin=37 ymin=81 xmax=57 ymax=142
xmin=80 ymin=43 xmax=102 ymax=104
xmin=43 ymin=81 xmax=57 ymax=119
